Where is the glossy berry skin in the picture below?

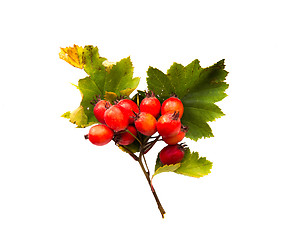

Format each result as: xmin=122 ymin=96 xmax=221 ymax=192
xmin=162 ymin=129 xmax=185 ymax=145
xmin=93 ymin=100 xmax=111 ymax=124
xmin=161 ymin=97 xmax=184 ymax=118
xmin=159 ymin=144 xmax=185 ymax=165
xmin=117 ymin=99 xmax=139 ymax=124
xmin=134 ymin=112 xmax=157 ymax=136
xmin=117 ymin=125 xmax=137 ymax=145
xmin=140 ymin=96 xmax=161 ymax=118
xmin=104 ymin=105 xmax=129 ymax=132
xmin=87 ymin=124 xmax=114 ymax=146
xmin=157 ymin=113 xmax=181 ymax=138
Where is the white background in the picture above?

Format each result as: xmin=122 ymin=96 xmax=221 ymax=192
xmin=1 ymin=0 xmax=306 ymax=239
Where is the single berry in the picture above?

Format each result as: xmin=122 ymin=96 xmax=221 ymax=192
xmin=117 ymin=99 xmax=139 ymax=124
xmin=93 ymin=100 xmax=111 ymax=124
xmin=140 ymin=92 xmax=161 ymax=118
xmin=104 ymin=105 xmax=129 ymax=132
xmin=161 ymin=96 xmax=184 ymax=118
xmin=115 ymin=125 xmax=137 ymax=146
xmin=156 ymin=112 xmax=181 ymax=138
xmin=85 ymin=124 xmax=114 ymax=146
xmin=159 ymin=144 xmax=185 ymax=165
xmin=162 ymin=125 xmax=188 ymax=145
xmin=134 ymin=112 xmax=157 ymax=136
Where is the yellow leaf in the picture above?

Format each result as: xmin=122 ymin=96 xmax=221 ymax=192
xmin=104 ymin=91 xmax=118 ymax=103
xmin=59 ymin=44 xmax=84 ymax=69
xmin=120 ymin=88 xmax=137 ymax=97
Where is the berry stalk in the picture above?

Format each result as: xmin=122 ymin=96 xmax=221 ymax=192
xmin=144 ymin=135 xmax=161 ymax=154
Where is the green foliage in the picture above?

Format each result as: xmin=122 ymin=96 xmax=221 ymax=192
xmin=153 ymin=149 xmax=213 ymax=179
xmin=60 ymin=45 xmax=140 ymax=127
xmin=175 ymin=149 xmax=213 ymax=178
xmin=147 ymin=59 xmax=228 ymax=140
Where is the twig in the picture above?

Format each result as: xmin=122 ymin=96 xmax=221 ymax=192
xmin=137 ymin=152 xmax=166 ymax=218
xmin=121 ymin=134 xmax=165 ymax=218
xmin=144 ymin=135 xmax=161 ymax=154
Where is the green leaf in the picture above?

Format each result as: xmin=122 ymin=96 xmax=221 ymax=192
xmin=175 ymin=149 xmax=213 ymax=178
xmin=152 ymin=155 xmax=181 ymax=179
xmin=68 ymin=106 xmax=95 ymax=128
xmin=152 ymin=149 xmax=212 ymax=179
xmin=82 ymin=45 xmax=107 ymax=75
xmin=61 ymin=45 xmax=140 ymax=127
xmin=147 ymin=59 xmax=228 ymax=140
xmin=104 ymin=57 xmax=140 ymax=96
xmin=147 ymin=67 xmax=175 ymax=101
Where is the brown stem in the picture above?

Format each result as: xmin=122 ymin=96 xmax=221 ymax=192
xmin=142 ymin=152 xmax=150 ymax=177
xmin=121 ymin=135 xmax=165 ymax=218
xmin=138 ymin=152 xmax=166 ymax=218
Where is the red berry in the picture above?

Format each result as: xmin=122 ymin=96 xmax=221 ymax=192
xmin=134 ymin=112 xmax=157 ymax=136
xmin=140 ymin=92 xmax=161 ymax=118
xmin=93 ymin=100 xmax=111 ymax=124
xmin=161 ymin=96 xmax=184 ymax=118
xmin=85 ymin=124 xmax=114 ymax=146
xmin=116 ymin=125 xmax=137 ymax=146
xmin=159 ymin=144 xmax=185 ymax=165
xmin=157 ymin=112 xmax=181 ymax=138
xmin=117 ymin=99 xmax=139 ymax=124
xmin=163 ymin=128 xmax=186 ymax=145
xmin=104 ymin=105 xmax=129 ymax=132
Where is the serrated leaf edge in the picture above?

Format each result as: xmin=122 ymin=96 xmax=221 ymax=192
xmin=152 ymin=163 xmax=181 ymax=179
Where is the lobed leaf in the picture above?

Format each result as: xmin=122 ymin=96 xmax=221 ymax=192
xmin=60 ymin=45 xmax=140 ymax=127
xmin=104 ymin=57 xmax=140 ymax=96
xmin=175 ymin=149 xmax=213 ymax=178
xmin=146 ymin=67 xmax=174 ymax=101
xmin=147 ymin=59 xmax=228 ymax=141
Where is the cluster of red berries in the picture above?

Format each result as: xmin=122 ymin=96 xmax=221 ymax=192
xmin=85 ymin=92 xmax=188 ymax=165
